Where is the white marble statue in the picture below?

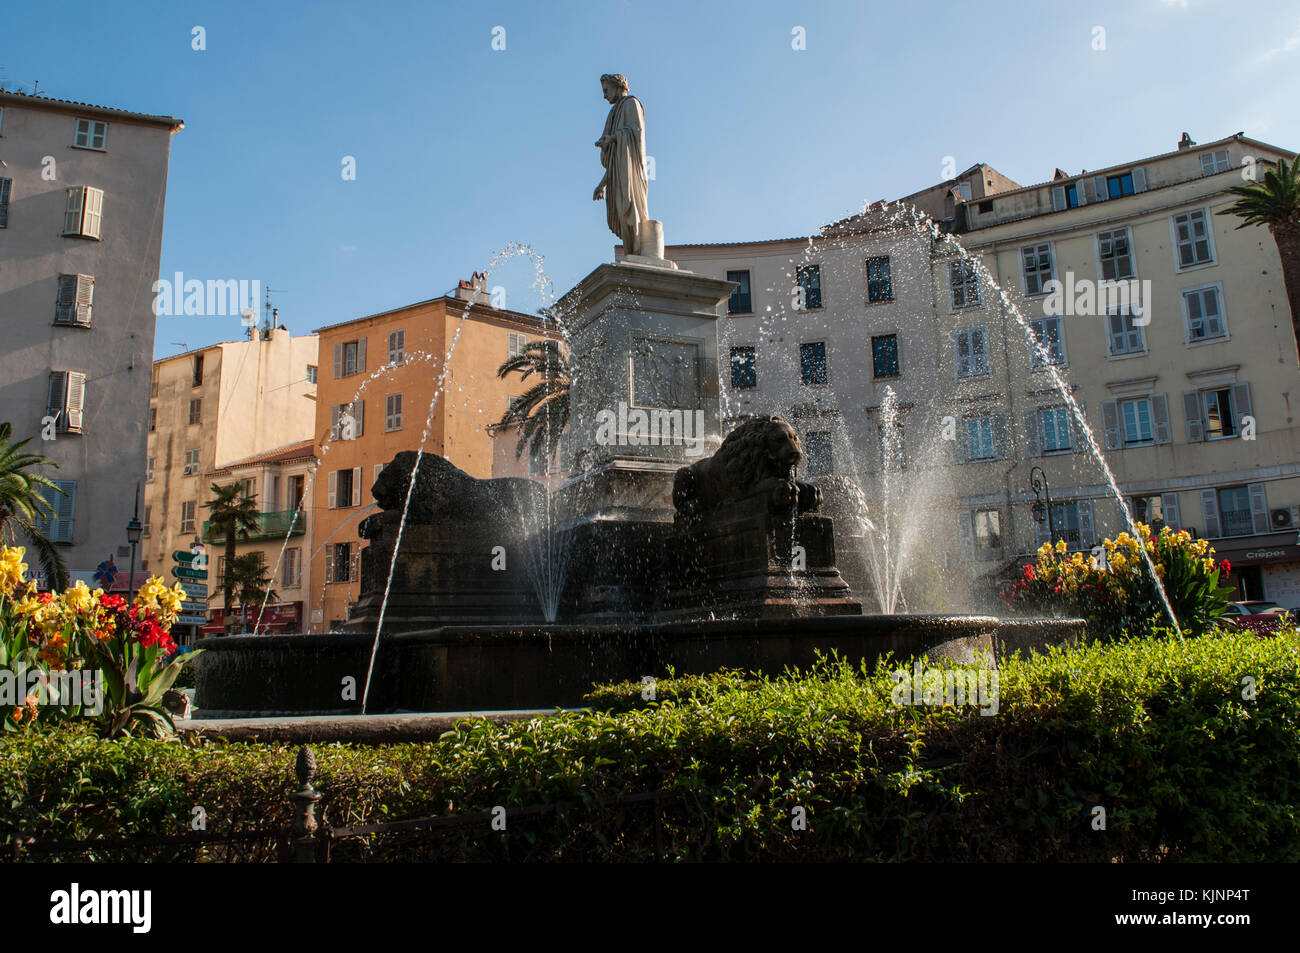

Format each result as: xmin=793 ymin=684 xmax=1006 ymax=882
xmin=592 ymin=73 xmax=650 ymax=256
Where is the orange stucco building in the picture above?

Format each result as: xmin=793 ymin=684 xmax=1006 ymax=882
xmin=308 ymin=278 xmax=556 ymax=631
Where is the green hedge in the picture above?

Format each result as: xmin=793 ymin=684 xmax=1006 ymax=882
xmin=2 ymin=627 xmax=1298 ymax=861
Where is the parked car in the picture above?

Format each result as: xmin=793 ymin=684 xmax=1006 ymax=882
xmin=1221 ymin=601 xmax=1292 ymax=632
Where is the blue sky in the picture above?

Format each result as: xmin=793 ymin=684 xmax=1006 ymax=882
xmin=6 ymin=0 xmax=1299 ymax=356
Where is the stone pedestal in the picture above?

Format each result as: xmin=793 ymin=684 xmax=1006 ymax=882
xmin=553 ymin=258 xmax=736 ymax=620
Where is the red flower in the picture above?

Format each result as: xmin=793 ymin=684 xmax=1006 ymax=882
xmin=37 ymin=591 xmax=55 ymax=605
xmin=101 ymin=594 xmax=126 ymax=611
xmin=1022 ymin=565 xmax=1035 ymax=582
xmin=1219 ymin=559 xmax=1231 ymax=575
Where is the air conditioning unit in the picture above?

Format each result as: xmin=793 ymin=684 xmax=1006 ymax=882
xmin=1271 ymin=507 xmax=1297 ymax=529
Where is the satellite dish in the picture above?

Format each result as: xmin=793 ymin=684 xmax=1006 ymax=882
xmin=241 ymin=308 xmax=256 ymax=327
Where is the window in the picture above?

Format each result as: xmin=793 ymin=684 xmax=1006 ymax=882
xmin=188 ymin=398 xmax=202 ymax=425
xmin=54 ymin=274 xmax=94 ymax=326
xmin=799 ymin=342 xmax=827 ymax=385
xmin=866 ymin=257 xmax=893 ymax=302
xmin=872 ymin=335 xmax=899 ymax=378
xmin=1184 ymin=383 xmax=1251 ymax=443
xmin=63 ymin=186 xmax=104 ymax=239
xmin=193 ymin=354 xmax=204 ymax=386
xmin=374 ymin=463 xmax=385 ymax=485
xmin=333 ymin=339 xmax=366 ymax=377
xmin=1202 ymin=484 xmax=1267 ymax=538
xmin=727 ymin=270 xmax=752 ymax=313
xmin=1106 ymin=171 xmax=1136 ymax=199
xmin=149 ymin=407 xmax=157 ymax=432
xmin=1172 ymin=209 xmax=1214 ymax=268
xmin=386 ymin=393 xmax=403 ymax=431
xmin=1120 ymin=398 xmax=1154 ymax=445
xmin=949 ymin=260 xmax=981 ymax=309
xmin=183 ymin=449 xmax=200 ymax=475
xmin=306 ymin=365 xmax=317 ymax=384
xmin=966 ymin=416 xmax=996 ymax=461
xmin=507 ymin=332 xmax=527 ymax=358
xmin=239 ymin=477 xmax=255 ymax=500
xmin=1049 ymin=502 xmax=1083 ymax=547
xmin=331 ymin=401 xmax=364 ymax=440
xmin=1217 ymin=487 xmax=1254 ymax=538
xmin=328 ymin=542 xmax=354 ymax=583
xmin=1132 ymin=495 xmax=1166 ymax=530
xmin=1028 ymin=316 xmax=1065 ymax=367
xmin=329 ymin=467 xmax=361 ymax=508
xmin=0 ymin=177 xmax=10 ymax=228
xmin=1097 ymin=228 xmax=1134 ymax=282
xmin=1021 ymin=243 xmax=1054 ymax=296
xmin=730 ymin=347 xmax=757 ymax=389
xmin=795 ymin=265 xmax=822 ymax=309
xmin=1183 ymin=285 xmax=1226 ymax=342
xmin=180 ymin=500 xmax=196 ymax=534
xmin=46 ymin=371 xmax=86 ymax=434
xmin=388 ymin=329 xmax=405 ymax=366
xmin=1064 ymin=183 xmax=1080 ymax=208
xmin=1040 ymin=408 xmax=1072 ymax=453
xmin=34 ymin=481 xmax=77 ymax=544
xmin=1200 ymin=149 xmax=1230 ymax=175
xmin=805 ymin=432 xmax=832 ymax=475
xmin=283 ymin=547 xmax=301 ymax=588
xmin=73 ymin=118 xmax=108 ymax=150
xmin=973 ymin=509 xmax=1001 ymax=554
xmin=146 ymin=456 xmax=155 ymax=482
xmin=880 ymin=423 xmax=905 ymax=472
xmin=288 ymin=475 xmax=305 ymax=510
xmin=1107 ymin=309 xmax=1146 ymax=355
xmin=143 ymin=506 xmax=151 ymax=537
xmin=954 ymin=326 xmax=988 ymax=378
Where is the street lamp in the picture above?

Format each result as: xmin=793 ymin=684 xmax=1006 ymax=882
xmin=1030 ymin=466 xmax=1056 ymax=547
xmin=125 ymin=481 xmax=143 ymax=606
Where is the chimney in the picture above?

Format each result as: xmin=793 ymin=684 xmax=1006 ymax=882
xmin=1178 ymin=132 xmax=1195 ymax=150
xmin=453 ymin=271 xmax=491 ymax=305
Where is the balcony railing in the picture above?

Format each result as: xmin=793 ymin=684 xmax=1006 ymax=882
xmin=203 ymin=510 xmax=306 ymax=544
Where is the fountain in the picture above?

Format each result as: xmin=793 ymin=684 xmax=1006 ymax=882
xmin=194 ymin=76 xmax=1083 ymax=718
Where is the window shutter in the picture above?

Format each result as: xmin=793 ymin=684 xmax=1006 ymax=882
xmin=1070 ymin=403 xmax=1086 ymax=454
xmin=353 ymin=400 xmax=364 ymax=437
xmin=327 ymin=470 xmax=337 ymax=508
xmin=357 ymin=338 xmax=366 ymax=373
xmin=1230 ymin=382 xmax=1252 ymax=433
xmin=1101 ymin=399 xmax=1121 ymax=450
xmin=1132 ymin=167 xmax=1148 ymax=192
xmin=1150 ymin=392 xmax=1171 ymax=444
xmin=1050 ymin=186 xmax=1065 ymax=211
xmin=1034 ymin=510 xmax=1050 ymax=548
xmin=1182 ymin=390 xmax=1204 ymax=442
xmin=351 ymin=466 xmax=362 ymax=507
xmin=956 ymin=419 xmax=971 ymax=464
xmin=325 ymin=547 xmax=335 ymax=584
xmin=63 ymin=187 xmax=84 ymax=235
xmin=955 ymin=331 xmax=969 ymax=376
xmin=330 ymin=405 xmax=341 ymax=440
xmin=992 ymin=412 xmax=1009 ymax=459
xmin=75 ymin=275 xmax=94 ymax=325
xmin=333 ymin=343 xmax=343 ymax=378
xmin=1076 ymin=180 xmax=1088 ymax=206
xmin=374 ymin=463 xmax=384 ymax=485
xmin=1161 ymin=493 xmax=1181 ymax=531
xmin=50 ymin=481 xmax=76 ymax=543
xmin=55 ymin=275 xmax=77 ymax=323
xmin=83 ymin=187 xmax=103 ymax=239
xmin=1200 ymin=488 xmax=1221 ymax=538
xmin=957 ymin=511 xmax=974 ymax=561
xmin=1092 ymin=175 xmax=1107 ymax=202
xmin=1023 ymin=410 xmax=1041 ymax=457
xmin=47 ymin=372 xmax=68 ymax=428
xmin=0 ymin=177 xmax=11 ymax=227
xmin=65 ymin=372 xmax=86 ymax=431
xmin=1077 ymin=500 xmax=1095 ymax=549
xmin=1249 ymin=483 xmax=1270 ymax=534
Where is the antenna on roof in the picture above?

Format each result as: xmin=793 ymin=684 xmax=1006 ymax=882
xmin=171 ymin=341 xmax=188 ymax=353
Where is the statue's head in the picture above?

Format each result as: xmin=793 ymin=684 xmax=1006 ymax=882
xmin=600 ymin=73 xmax=628 ymax=103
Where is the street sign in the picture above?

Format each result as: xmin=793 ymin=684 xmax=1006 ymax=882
xmin=178 ymin=581 xmax=207 ymax=600
xmin=180 ymin=600 xmax=207 ymax=615
xmin=171 ymin=565 xmax=208 ymax=581
xmin=173 ymin=550 xmax=200 ymax=563
xmin=176 ymin=613 xmax=207 ymax=627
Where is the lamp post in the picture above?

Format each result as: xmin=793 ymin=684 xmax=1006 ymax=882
xmin=125 ymin=481 xmax=143 ymax=606
xmin=1030 ymin=466 xmax=1056 ymax=547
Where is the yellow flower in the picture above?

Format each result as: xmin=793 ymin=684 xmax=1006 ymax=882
xmin=1055 ymin=538 xmax=1067 ymax=555
xmin=0 ymin=545 xmax=28 ymax=594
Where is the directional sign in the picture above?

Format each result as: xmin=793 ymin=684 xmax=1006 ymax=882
xmin=176 ymin=613 xmax=208 ymax=627
xmin=173 ymin=550 xmax=200 ymax=563
xmin=180 ymin=600 xmax=207 ymax=615
xmin=178 ymin=581 xmax=207 ymax=600
xmin=171 ymin=565 xmax=208 ymax=581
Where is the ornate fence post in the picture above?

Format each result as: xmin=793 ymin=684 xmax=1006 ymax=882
xmin=289 ymin=746 xmax=321 ymax=863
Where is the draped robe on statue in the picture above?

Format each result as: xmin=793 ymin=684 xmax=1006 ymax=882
xmin=600 ymin=94 xmax=649 ymax=255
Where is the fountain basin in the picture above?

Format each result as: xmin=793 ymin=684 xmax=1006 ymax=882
xmin=193 ymin=615 xmax=1083 ymax=717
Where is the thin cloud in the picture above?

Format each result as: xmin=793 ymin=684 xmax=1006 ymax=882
xmin=1259 ymin=23 xmax=1300 ymax=61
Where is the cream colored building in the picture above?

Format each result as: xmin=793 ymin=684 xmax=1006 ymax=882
xmin=142 ymin=327 xmax=318 ymax=637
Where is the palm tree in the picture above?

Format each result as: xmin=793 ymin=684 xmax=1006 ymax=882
xmin=495 ymin=339 xmax=570 ymax=471
xmin=0 ymin=422 xmax=68 ymax=590
xmin=203 ymin=483 xmax=260 ymax=634
xmin=227 ymin=551 xmax=277 ymax=633
xmin=1220 ymin=156 xmax=1300 ymax=359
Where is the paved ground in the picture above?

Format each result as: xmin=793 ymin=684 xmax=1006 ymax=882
xmin=176 ymin=709 xmax=575 ymax=745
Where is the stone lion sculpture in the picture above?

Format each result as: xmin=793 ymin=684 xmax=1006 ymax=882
xmin=672 ymin=415 xmax=822 ymax=519
xmin=367 ymin=451 xmax=547 ymax=528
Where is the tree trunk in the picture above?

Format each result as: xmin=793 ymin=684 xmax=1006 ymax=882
xmin=224 ymin=526 xmax=237 ymax=635
xmin=1270 ymin=220 xmax=1300 ymax=368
